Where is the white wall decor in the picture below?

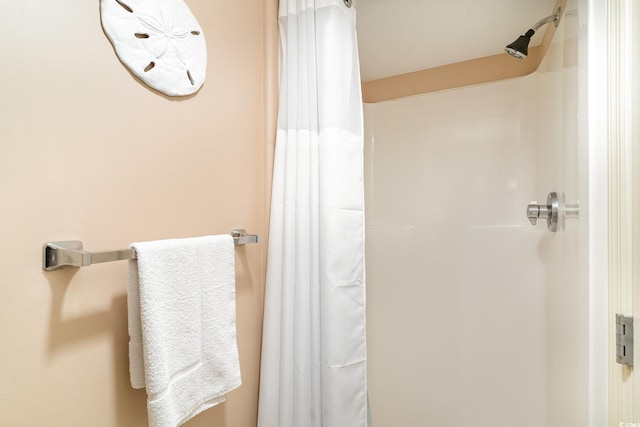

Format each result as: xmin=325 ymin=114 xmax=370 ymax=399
xmin=100 ymin=0 xmax=207 ymax=96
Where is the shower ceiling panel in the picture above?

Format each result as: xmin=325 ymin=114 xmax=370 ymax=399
xmin=356 ymin=0 xmax=558 ymax=81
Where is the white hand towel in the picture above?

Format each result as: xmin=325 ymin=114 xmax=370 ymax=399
xmin=128 ymin=235 xmax=241 ymax=427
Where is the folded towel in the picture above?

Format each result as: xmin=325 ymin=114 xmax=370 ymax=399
xmin=128 ymin=235 xmax=241 ymax=427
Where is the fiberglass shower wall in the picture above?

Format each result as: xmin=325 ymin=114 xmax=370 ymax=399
xmin=364 ymin=7 xmax=588 ymax=426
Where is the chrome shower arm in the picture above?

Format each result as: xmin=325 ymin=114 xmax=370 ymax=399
xmin=532 ymin=8 xmax=561 ymax=32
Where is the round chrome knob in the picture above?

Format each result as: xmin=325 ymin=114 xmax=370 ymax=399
xmin=526 ymin=192 xmax=574 ymax=232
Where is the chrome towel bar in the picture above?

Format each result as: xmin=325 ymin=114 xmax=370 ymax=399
xmin=42 ymin=229 xmax=259 ymax=271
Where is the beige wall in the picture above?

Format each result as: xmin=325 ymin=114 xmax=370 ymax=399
xmin=0 ymin=0 xmax=276 ymax=426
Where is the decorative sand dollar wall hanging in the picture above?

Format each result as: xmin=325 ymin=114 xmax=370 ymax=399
xmin=100 ymin=0 xmax=207 ymax=96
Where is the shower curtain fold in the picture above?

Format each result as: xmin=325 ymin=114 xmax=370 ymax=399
xmin=258 ymin=1 xmax=367 ymax=426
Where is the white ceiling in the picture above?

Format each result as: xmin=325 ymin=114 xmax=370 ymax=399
xmin=356 ymin=0 xmax=558 ymax=81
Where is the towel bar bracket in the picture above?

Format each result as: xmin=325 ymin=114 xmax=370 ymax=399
xmin=42 ymin=229 xmax=259 ymax=271
xmin=43 ymin=240 xmax=85 ymax=271
xmin=231 ymin=229 xmax=259 ymax=246
xmin=43 ymin=240 xmax=137 ymax=271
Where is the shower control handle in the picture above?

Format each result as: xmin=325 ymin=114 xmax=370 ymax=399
xmin=527 ymin=192 xmax=560 ymax=232
xmin=526 ymin=202 xmax=551 ymax=226
xmin=526 ymin=192 xmax=579 ymax=232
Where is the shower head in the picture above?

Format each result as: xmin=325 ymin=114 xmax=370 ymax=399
xmin=505 ymin=29 xmax=536 ymax=59
xmin=505 ymin=7 xmax=561 ymax=59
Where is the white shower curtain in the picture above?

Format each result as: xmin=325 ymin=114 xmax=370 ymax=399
xmin=257 ymin=1 xmax=367 ymax=426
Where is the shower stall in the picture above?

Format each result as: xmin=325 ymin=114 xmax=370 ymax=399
xmin=362 ymin=2 xmax=596 ymax=425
